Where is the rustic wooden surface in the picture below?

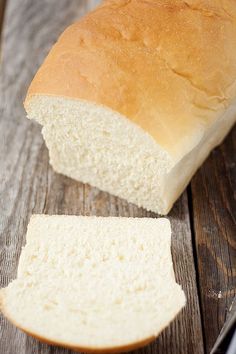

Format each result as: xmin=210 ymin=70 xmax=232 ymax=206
xmin=191 ymin=126 xmax=236 ymax=354
xmin=0 ymin=1 xmax=234 ymax=354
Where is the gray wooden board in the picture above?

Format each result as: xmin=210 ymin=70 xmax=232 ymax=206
xmin=0 ymin=0 xmax=234 ymax=353
xmin=191 ymin=126 xmax=236 ymax=354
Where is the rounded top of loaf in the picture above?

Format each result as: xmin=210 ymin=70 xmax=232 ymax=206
xmin=25 ymin=0 xmax=236 ymax=159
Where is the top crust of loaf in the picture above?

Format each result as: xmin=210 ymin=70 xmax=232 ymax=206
xmin=25 ymin=0 xmax=236 ymax=159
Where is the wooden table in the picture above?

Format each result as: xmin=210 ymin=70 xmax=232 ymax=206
xmin=0 ymin=1 xmax=235 ymax=353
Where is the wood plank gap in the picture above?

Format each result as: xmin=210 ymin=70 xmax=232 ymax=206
xmin=187 ymin=184 xmax=207 ymax=354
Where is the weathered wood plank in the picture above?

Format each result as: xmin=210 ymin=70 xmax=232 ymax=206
xmin=191 ymin=126 xmax=236 ymax=354
xmin=0 ymin=1 xmax=204 ymax=353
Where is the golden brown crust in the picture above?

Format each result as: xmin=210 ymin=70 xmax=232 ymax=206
xmin=20 ymin=329 xmax=155 ymax=353
xmin=25 ymin=0 xmax=236 ymax=159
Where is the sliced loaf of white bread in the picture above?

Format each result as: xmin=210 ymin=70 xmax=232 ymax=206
xmin=0 ymin=215 xmax=185 ymax=353
xmin=24 ymin=1 xmax=236 ymax=214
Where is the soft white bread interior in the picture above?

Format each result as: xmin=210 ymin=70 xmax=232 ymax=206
xmin=0 ymin=215 xmax=185 ymax=353
xmin=24 ymin=0 xmax=236 ymax=214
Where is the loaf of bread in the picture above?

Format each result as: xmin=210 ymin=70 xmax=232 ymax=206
xmin=24 ymin=0 xmax=236 ymax=214
xmin=0 ymin=215 xmax=185 ymax=352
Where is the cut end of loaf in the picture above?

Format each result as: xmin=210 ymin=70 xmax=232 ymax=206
xmin=25 ymin=94 xmax=236 ymax=215
xmin=0 ymin=215 xmax=186 ymax=352
xmin=25 ymin=95 xmax=174 ymax=214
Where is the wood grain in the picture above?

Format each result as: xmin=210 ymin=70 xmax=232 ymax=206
xmin=191 ymin=126 xmax=236 ymax=354
xmin=0 ymin=0 xmax=6 ymax=38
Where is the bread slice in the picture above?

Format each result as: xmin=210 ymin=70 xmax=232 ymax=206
xmin=0 ymin=215 xmax=185 ymax=353
xmin=24 ymin=1 xmax=236 ymax=214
